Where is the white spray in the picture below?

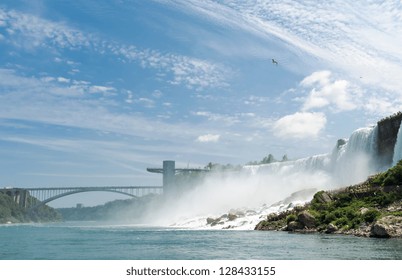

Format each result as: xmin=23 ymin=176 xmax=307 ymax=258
xmin=142 ymin=124 xmax=389 ymax=229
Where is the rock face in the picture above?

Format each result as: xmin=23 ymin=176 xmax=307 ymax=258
xmin=370 ymin=216 xmax=402 ymax=238
xmin=325 ymin=223 xmax=338 ymax=234
xmin=297 ymin=211 xmax=316 ymax=228
xmin=286 ymin=221 xmax=304 ymax=231
xmin=314 ymin=191 xmax=332 ymax=204
xmin=377 ymin=113 xmax=402 ymax=167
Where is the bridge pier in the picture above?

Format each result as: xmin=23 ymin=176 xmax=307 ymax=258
xmin=147 ymin=160 xmax=209 ymax=197
xmin=0 ymin=188 xmax=28 ymax=208
xmin=162 ymin=160 xmax=175 ymax=196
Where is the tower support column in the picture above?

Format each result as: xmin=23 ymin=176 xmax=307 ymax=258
xmin=163 ymin=160 xmax=175 ymax=196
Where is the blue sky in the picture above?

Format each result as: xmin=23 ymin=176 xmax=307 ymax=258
xmin=1 ymin=0 xmax=402 ymax=206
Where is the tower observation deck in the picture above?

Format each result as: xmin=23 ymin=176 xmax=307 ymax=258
xmin=146 ymin=160 xmax=209 ymax=196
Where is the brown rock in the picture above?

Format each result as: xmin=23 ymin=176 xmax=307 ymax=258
xmin=228 ymin=213 xmax=237 ymax=221
xmin=360 ymin=207 xmax=369 ymax=215
xmin=325 ymin=223 xmax=338 ymax=233
xmin=297 ymin=211 xmax=316 ymax=228
xmin=286 ymin=221 xmax=304 ymax=231
xmin=370 ymin=216 xmax=402 ymax=238
xmin=315 ymin=192 xmax=332 ymax=204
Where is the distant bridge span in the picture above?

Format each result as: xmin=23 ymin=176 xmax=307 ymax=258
xmin=1 ymin=160 xmax=208 ymax=209
xmin=25 ymin=186 xmax=163 ymax=209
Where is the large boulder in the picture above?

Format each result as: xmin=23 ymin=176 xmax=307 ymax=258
xmin=360 ymin=207 xmax=369 ymax=215
xmin=228 ymin=213 xmax=237 ymax=221
xmin=207 ymin=217 xmax=223 ymax=226
xmin=314 ymin=191 xmax=332 ymax=204
xmin=297 ymin=211 xmax=316 ymax=228
xmin=286 ymin=221 xmax=304 ymax=231
xmin=325 ymin=223 xmax=338 ymax=234
xmin=370 ymin=216 xmax=402 ymax=238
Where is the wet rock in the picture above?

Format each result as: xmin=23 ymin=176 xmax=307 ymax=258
xmin=370 ymin=216 xmax=402 ymax=238
xmin=222 ymin=225 xmax=235 ymax=229
xmin=360 ymin=207 xmax=369 ymax=215
xmin=228 ymin=213 xmax=237 ymax=221
xmin=337 ymin=138 xmax=347 ymax=148
xmin=207 ymin=217 xmax=223 ymax=226
xmin=297 ymin=211 xmax=316 ymax=228
xmin=206 ymin=217 xmax=215 ymax=224
xmin=266 ymin=213 xmax=279 ymax=221
xmin=325 ymin=223 xmax=338 ymax=233
xmin=286 ymin=221 xmax=304 ymax=231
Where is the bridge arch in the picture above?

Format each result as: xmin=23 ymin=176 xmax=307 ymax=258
xmin=33 ymin=189 xmax=136 ymax=209
xmin=26 ymin=186 xmax=163 ymax=210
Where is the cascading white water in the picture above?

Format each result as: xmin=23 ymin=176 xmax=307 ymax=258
xmin=392 ymin=124 xmax=402 ymax=166
xmin=331 ymin=126 xmax=378 ymax=185
xmin=245 ymin=125 xmax=379 ymax=187
xmin=146 ymin=123 xmax=395 ymax=230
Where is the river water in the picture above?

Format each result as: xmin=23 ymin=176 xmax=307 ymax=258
xmin=0 ymin=222 xmax=401 ymax=260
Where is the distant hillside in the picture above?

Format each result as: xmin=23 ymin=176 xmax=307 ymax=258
xmin=58 ymin=194 xmax=161 ymax=222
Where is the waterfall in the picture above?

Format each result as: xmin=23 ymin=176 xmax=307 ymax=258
xmin=244 ymin=125 xmax=379 ymax=187
xmin=393 ymin=124 xmax=402 ymax=165
xmin=155 ymin=124 xmax=384 ymax=230
xmin=331 ymin=126 xmax=378 ymax=185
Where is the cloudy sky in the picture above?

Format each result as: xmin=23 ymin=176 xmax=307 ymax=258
xmin=1 ymin=0 xmax=401 ymax=205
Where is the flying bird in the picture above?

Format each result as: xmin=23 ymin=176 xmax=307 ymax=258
xmin=272 ymin=58 xmax=278 ymax=66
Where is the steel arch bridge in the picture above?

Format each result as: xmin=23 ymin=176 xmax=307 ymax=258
xmin=25 ymin=186 xmax=163 ymax=209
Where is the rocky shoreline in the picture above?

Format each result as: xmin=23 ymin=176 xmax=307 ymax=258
xmin=255 ymin=205 xmax=402 ymax=238
xmin=255 ymin=161 xmax=402 ymax=238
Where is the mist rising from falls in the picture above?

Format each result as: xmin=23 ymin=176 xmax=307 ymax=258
xmin=246 ymin=126 xmax=379 ymax=187
xmin=144 ymin=124 xmax=388 ymax=230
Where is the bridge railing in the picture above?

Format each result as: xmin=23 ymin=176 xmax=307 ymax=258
xmin=20 ymin=186 xmax=163 ymax=209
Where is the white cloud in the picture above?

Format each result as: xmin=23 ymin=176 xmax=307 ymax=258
xmin=300 ymin=71 xmax=361 ymax=112
xmin=0 ymin=8 xmax=92 ymax=50
xmin=115 ymin=46 xmax=230 ymax=90
xmin=137 ymin=97 xmax=155 ymax=108
xmin=273 ymin=112 xmax=327 ymax=139
xmin=364 ymin=96 xmax=402 ymax=116
xmin=0 ymin=7 xmax=230 ymax=90
xmin=57 ymin=77 xmax=70 ymax=83
xmin=0 ymin=68 xmax=218 ymax=145
xmin=167 ymin=0 xmax=402 ymax=94
xmin=196 ymin=134 xmax=220 ymax=143
xmin=152 ymin=90 xmax=163 ymax=98
xmin=88 ymin=85 xmax=116 ymax=95
xmin=193 ymin=111 xmax=239 ymax=126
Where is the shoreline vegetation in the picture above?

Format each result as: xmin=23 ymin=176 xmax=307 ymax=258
xmin=255 ymin=160 xmax=402 ymax=238
xmin=0 ymin=193 xmax=61 ymax=224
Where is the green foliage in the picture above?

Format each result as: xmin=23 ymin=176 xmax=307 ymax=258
xmin=58 ymin=194 xmax=161 ymax=221
xmin=333 ymin=193 xmax=353 ymax=207
xmin=307 ymin=183 xmax=402 ymax=230
xmin=286 ymin=214 xmax=297 ymax=224
xmin=386 ymin=211 xmax=402 ymax=217
xmin=261 ymin=154 xmax=276 ymax=164
xmin=371 ymin=160 xmax=402 ymax=186
xmin=0 ymin=192 xmax=27 ymax=223
xmin=334 ymin=217 xmax=349 ymax=228
xmin=258 ymin=157 xmax=402 ymax=233
xmin=246 ymin=154 xmax=289 ymax=165
xmin=362 ymin=209 xmax=380 ymax=223
xmin=0 ymin=192 xmax=61 ymax=224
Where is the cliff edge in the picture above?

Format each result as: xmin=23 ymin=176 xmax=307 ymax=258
xmin=377 ymin=112 xmax=402 ymax=167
